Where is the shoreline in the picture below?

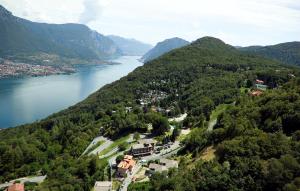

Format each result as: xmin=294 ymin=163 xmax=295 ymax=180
xmin=0 ymin=60 xmax=122 ymax=80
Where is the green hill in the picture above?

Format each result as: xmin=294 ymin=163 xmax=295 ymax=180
xmin=239 ymin=42 xmax=300 ymax=66
xmin=0 ymin=5 xmax=121 ymax=62
xmin=0 ymin=36 xmax=299 ymax=190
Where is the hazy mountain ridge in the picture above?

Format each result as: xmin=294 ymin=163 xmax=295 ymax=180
xmin=107 ymin=35 xmax=153 ymax=56
xmin=141 ymin=37 xmax=189 ymax=62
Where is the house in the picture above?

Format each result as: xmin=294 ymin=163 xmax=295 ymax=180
xmin=6 ymin=183 xmax=24 ymax=191
xmin=117 ymin=155 xmax=136 ymax=177
xmin=255 ymin=84 xmax=268 ymax=91
xmin=131 ymin=139 xmax=157 ymax=157
xmin=250 ymin=90 xmax=263 ymax=97
xmin=256 ymin=79 xmax=264 ymax=84
xmin=255 ymin=79 xmax=268 ymax=91
xmin=93 ymin=181 xmax=112 ymax=191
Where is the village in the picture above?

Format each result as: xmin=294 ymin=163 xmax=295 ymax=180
xmin=1 ymin=77 xmax=296 ymax=191
xmin=0 ymin=59 xmax=75 ymax=78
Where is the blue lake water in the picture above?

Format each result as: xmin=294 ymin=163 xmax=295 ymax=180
xmin=0 ymin=56 xmax=143 ymax=128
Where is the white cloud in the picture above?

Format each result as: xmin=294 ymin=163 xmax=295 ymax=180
xmin=0 ymin=0 xmax=299 ymax=46
xmin=79 ymin=0 xmax=109 ymax=24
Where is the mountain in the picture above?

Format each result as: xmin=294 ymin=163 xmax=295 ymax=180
xmin=239 ymin=42 xmax=300 ymax=66
xmin=0 ymin=37 xmax=299 ymax=190
xmin=0 ymin=5 xmax=121 ymax=63
xmin=107 ymin=35 xmax=153 ymax=56
xmin=141 ymin=37 xmax=189 ymax=62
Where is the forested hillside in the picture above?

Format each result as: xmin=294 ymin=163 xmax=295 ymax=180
xmin=0 ymin=36 xmax=299 ymax=190
xmin=131 ymin=79 xmax=300 ymax=191
xmin=239 ymin=42 xmax=300 ymax=66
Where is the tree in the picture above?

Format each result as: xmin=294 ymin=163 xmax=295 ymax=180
xmin=133 ymin=133 xmax=140 ymax=142
xmin=152 ymin=117 xmax=170 ymax=136
xmin=171 ymin=127 xmax=180 ymax=142
xmin=119 ymin=142 xmax=129 ymax=151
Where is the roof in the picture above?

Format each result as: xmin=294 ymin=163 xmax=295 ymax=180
xmin=149 ymin=163 xmax=168 ymax=172
xmin=250 ymin=90 xmax=263 ymax=96
xmin=124 ymin=155 xmax=133 ymax=160
xmin=138 ymin=139 xmax=157 ymax=145
xmin=256 ymin=79 xmax=264 ymax=84
xmin=160 ymin=158 xmax=178 ymax=168
xmin=117 ymin=155 xmax=136 ymax=170
xmin=7 ymin=183 xmax=24 ymax=191
xmin=94 ymin=181 xmax=112 ymax=191
xmin=132 ymin=143 xmax=145 ymax=149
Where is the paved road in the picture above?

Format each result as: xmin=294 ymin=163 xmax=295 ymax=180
xmin=120 ymin=163 xmax=142 ymax=191
xmin=142 ymin=141 xmax=181 ymax=161
xmin=0 ymin=176 xmax=46 ymax=189
xmin=207 ymin=119 xmax=217 ymax=131
xmin=168 ymin=113 xmax=187 ymax=122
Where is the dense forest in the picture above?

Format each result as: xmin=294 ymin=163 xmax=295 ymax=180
xmin=239 ymin=42 xmax=300 ymax=66
xmin=0 ymin=36 xmax=299 ymax=190
xmin=129 ymin=79 xmax=300 ymax=191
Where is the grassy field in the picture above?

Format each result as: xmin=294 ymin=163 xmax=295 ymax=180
xmin=209 ymin=103 xmax=231 ymax=122
xmin=85 ymin=140 xmax=105 ymax=155
xmin=98 ymin=135 xmax=130 ymax=156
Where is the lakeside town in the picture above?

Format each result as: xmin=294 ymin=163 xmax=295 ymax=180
xmin=0 ymin=59 xmax=76 ymax=78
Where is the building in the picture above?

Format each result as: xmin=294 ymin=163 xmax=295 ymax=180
xmin=93 ymin=181 xmax=112 ymax=191
xmin=255 ymin=84 xmax=268 ymax=91
xmin=255 ymin=79 xmax=268 ymax=91
xmin=256 ymin=79 xmax=264 ymax=84
xmin=131 ymin=139 xmax=157 ymax=157
xmin=6 ymin=183 xmax=24 ymax=191
xmin=117 ymin=155 xmax=136 ymax=177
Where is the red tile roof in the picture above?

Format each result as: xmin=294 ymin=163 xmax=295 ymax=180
xmin=117 ymin=155 xmax=136 ymax=170
xmin=7 ymin=183 xmax=24 ymax=191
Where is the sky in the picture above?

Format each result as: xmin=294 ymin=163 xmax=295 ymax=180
xmin=0 ymin=0 xmax=299 ymax=46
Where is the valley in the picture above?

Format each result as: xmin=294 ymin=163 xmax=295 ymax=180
xmin=0 ymin=2 xmax=300 ymax=191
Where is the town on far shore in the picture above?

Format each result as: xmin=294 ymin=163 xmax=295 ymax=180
xmin=0 ymin=58 xmax=75 ymax=78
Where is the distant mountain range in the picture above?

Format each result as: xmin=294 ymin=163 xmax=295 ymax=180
xmin=107 ymin=35 xmax=153 ymax=56
xmin=239 ymin=42 xmax=300 ymax=66
xmin=0 ymin=5 xmax=121 ymax=63
xmin=141 ymin=37 xmax=189 ymax=62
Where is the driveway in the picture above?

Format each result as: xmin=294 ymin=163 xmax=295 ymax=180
xmin=207 ymin=119 xmax=217 ymax=131
xmin=119 ymin=163 xmax=142 ymax=191
xmin=142 ymin=141 xmax=181 ymax=161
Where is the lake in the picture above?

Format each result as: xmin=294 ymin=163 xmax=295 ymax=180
xmin=0 ymin=56 xmax=143 ymax=128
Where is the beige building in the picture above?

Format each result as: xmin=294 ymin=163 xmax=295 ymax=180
xmin=93 ymin=181 xmax=112 ymax=191
xmin=131 ymin=139 xmax=157 ymax=157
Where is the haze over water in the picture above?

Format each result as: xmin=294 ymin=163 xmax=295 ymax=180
xmin=0 ymin=56 xmax=142 ymax=128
